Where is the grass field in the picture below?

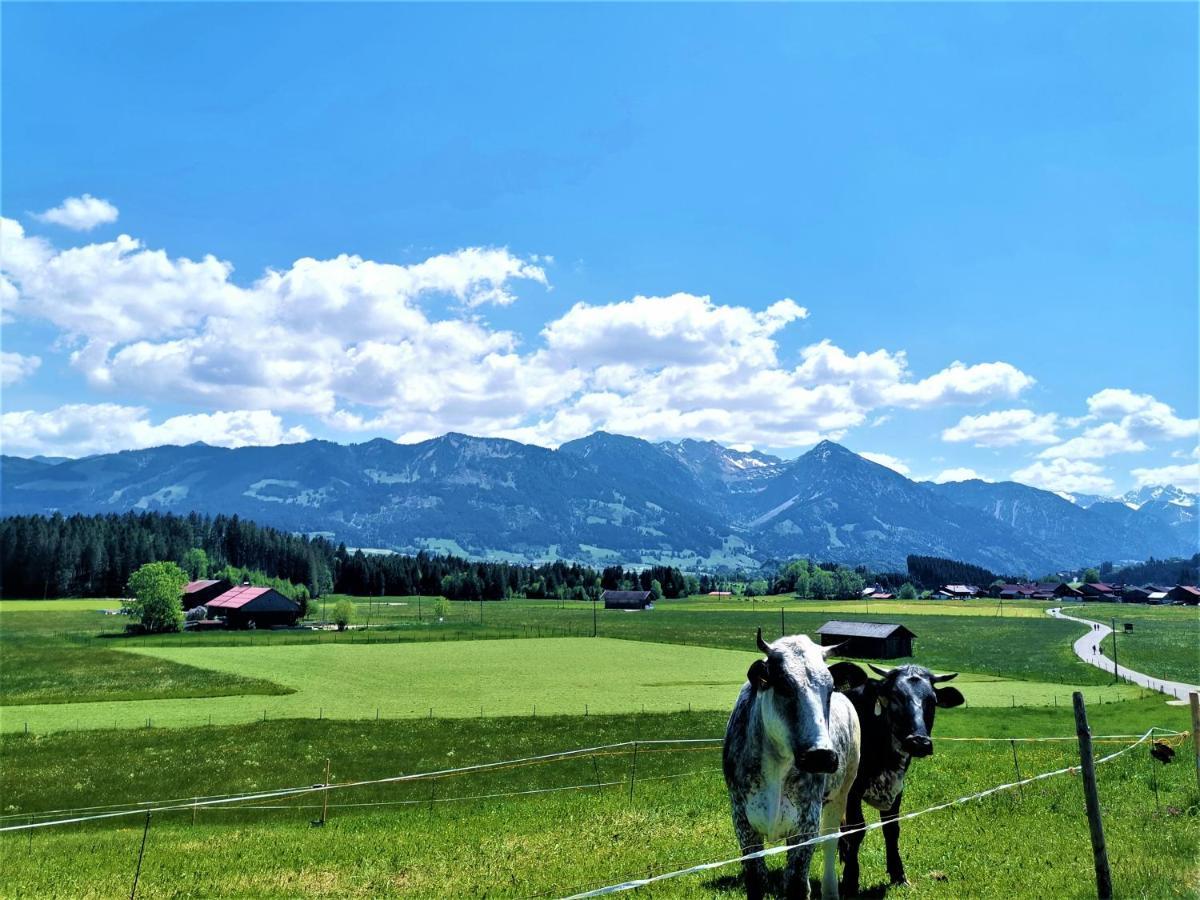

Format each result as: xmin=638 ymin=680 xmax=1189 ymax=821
xmin=0 ymin=608 xmax=290 ymax=707
xmin=0 ymin=703 xmax=1195 ymax=898
xmin=1063 ymin=604 xmax=1199 ymax=686
xmin=1 ymin=637 xmax=1143 ymax=734
xmin=1 ymin=594 xmax=1194 ymax=897
xmin=70 ymin=596 xmax=1110 ymax=687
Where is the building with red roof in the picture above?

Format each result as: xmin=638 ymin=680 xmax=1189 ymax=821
xmin=206 ymin=584 xmax=302 ymax=628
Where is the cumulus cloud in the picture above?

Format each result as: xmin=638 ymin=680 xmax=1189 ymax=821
xmin=931 ymin=467 xmax=986 ymax=484
xmin=1037 ymin=422 xmax=1148 ymax=460
xmin=859 ymin=451 xmax=910 ymax=475
xmin=2 ymin=213 xmax=1042 ymax=454
xmin=1011 ymin=458 xmax=1115 ymax=495
xmin=0 ymin=404 xmax=310 ymax=457
xmin=1037 ymin=388 xmax=1198 ymax=460
xmin=942 ymin=409 xmax=1060 ymax=447
xmin=1129 ymin=462 xmax=1200 ymax=493
xmin=33 ymin=194 xmax=119 ymax=231
xmin=0 ymin=351 xmax=41 ymax=386
xmin=882 ymin=361 xmax=1034 ymax=408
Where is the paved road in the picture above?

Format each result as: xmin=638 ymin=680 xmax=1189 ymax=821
xmin=1048 ymin=606 xmax=1199 ymax=700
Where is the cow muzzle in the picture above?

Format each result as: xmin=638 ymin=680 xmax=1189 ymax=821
xmin=902 ymin=735 xmax=933 ymax=757
xmin=795 ymin=748 xmax=839 ymax=774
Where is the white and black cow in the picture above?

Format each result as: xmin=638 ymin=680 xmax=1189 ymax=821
xmin=835 ymin=663 xmax=964 ymax=895
xmin=723 ymin=630 xmax=864 ymax=900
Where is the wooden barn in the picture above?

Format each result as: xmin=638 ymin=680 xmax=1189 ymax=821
xmin=206 ymin=585 xmax=301 ymax=628
xmin=181 ymin=579 xmax=233 ymax=610
xmin=816 ymin=621 xmax=915 ymax=660
xmin=602 ymin=589 xmax=653 ymax=610
xmin=1168 ymin=585 xmax=1200 ymax=605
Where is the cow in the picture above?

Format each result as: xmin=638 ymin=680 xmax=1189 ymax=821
xmin=835 ymin=663 xmax=964 ymax=896
xmin=723 ymin=629 xmax=864 ymax=900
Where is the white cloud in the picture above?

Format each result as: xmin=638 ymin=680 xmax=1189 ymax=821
xmin=1037 ymin=388 xmax=1197 ymax=460
xmin=2 ymin=213 xmax=1043 ymax=454
xmin=0 ymin=351 xmax=41 ymax=386
xmin=882 ymin=361 xmax=1034 ymax=408
xmin=1129 ymin=462 xmax=1200 ymax=493
xmin=942 ymin=409 xmax=1060 ymax=447
xmin=859 ymin=451 xmax=910 ymax=475
xmin=33 ymin=194 xmax=119 ymax=231
xmin=931 ymin=467 xmax=986 ymax=484
xmin=542 ymin=293 xmax=806 ymax=368
xmin=1037 ymin=422 xmax=1148 ymax=460
xmin=0 ymin=404 xmax=310 ymax=457
xmin=1010 ymin=458 xmax=1115 ymax=495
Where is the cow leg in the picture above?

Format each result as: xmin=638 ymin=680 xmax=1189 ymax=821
xmin=838 ymin=793 xmax=865 ymax=897
xmin=731 ymin=807 xmax=768 ymax=900
xmin=784 ymin=807 xmax=820 ymax=900
xmin=819 ymin=795 xmax=846 ymax=900
xmin=882 ymin=793 xmax=907 ymax=885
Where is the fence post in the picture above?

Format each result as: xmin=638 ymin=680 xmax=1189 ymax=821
xmin=320 ymin=758 xmax=331 ymax=826
xmin=628 ymin=741 xmax=639 ymax=801
xmin=1073 ymin=692 xmax=1113 ymax=900
xmin=129 ymin=810 xmax=151 ymax=900
xmin=1190 ymin=692 xmax=1200 ymax=794
xmin=1009 ymin=740 xmax=1024 ymax=799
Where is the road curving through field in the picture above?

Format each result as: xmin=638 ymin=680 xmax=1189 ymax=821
xmin=1048 ymin=606 xmax=1199 ymax=700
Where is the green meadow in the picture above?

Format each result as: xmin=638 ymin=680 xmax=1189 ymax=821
xmin=0 ymin=595 xmax=1195 ymax=897
xmin=1063 ymin=603 xmax=1200 ymax=686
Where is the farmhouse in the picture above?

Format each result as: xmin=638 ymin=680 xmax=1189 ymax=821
xmin=931 ymin=584 xmax=980 ymax=599
xmin=816 ymin=621 xmax=915 ymax=659
xmin=602 ymin=589 xmax=653 ymax=610
xmin=1123 ymin=586 xmax=1170 ymax=604
xmin=206 ymin=585 xmax=301 ymax=628
xmin=1168 ymin=585 xmax=1200 ymax=605
xmin=1080 ymin=582 xmax=1121 ymax=601
xmin=181 ymin=579 xmax=233 ymax=610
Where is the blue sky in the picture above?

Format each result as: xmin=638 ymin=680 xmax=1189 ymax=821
xmin=2 ymin=3 xmax=1196 ymax=496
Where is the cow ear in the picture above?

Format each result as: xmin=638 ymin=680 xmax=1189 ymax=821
xmin=934 ymin=686 xmax=965 ymax=708
xmin=828 ymin=661 xmax=868 ymax=692
xmin=747 ymin=659 xmax=770 ymax=691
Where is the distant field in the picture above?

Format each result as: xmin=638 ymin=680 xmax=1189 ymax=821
xmin=116 ymin=594 xmax=1108 ymax=687
xmin=0 ymin=637 xmax=1143 ymax=734
xmin=1064 ymin=604 xmax=1200 ymax=686
xmin=0 ymin=608 xmax=289 ymax=706
xmin=0 ymin=598 xmax=126 ymax=611
xmin=0 ymin=702 xmax=1194 ymax=898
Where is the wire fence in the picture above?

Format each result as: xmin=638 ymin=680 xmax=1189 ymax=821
xmin=1 ymin=726 xmax=1193 ymax=899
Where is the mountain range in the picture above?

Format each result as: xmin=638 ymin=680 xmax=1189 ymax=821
xmin=2 ymin=433 xmax=1196 ymax=573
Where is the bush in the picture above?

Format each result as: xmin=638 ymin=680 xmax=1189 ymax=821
xmin=432 ymin=597 xmax=450 ymax=619
xmin=898 ymin=583 xmax=918 ymax=600
xmin=334 ymin=598 xmax=354 ymax=631
xmin=126 ymin=561 xmax=188 ymax=634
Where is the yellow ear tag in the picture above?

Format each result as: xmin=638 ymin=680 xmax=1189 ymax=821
xmin=874 ymin=699 xmax=883 ymax=717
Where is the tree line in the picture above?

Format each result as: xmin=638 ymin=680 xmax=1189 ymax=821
xmin=0 ymin=512 xmax=691 ymax=603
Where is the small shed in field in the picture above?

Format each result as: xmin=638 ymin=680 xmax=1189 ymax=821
xmin=206 ymin=585 xmax=301 ymax=628
xmin=817 ymin=621 xmax=915 ymax=659
xmin=602 ymin=590 xmax=653 ymax=610
xmin=182 ymin=579 xmax=233 ymax=610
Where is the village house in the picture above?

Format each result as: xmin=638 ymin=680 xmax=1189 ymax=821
xmin=181 ymin=578 xmax=233 ymax=610
xmin=1167 ymin=585 xmax=1200 ymax=605
xmin=1080 ymin=582 xmax=1122 ymax=601
xmin=204 ymin=584 xmax=302 ymax=628
xmin=931 ymin=584 xmax=980 ymax=599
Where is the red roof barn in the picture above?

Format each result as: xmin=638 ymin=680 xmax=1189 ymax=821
xmin=182 ymin=579 xmax=233 ymax=610
xmin=206 ymin=585 xmax=301 ymax=628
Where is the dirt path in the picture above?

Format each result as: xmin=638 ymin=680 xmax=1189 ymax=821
xmin=1048 ymin=606 xmax=1199 ymax=700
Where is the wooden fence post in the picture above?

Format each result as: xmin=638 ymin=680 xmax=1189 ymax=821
xmin=129 ymin=810 xmax=151 ymax=900
xmin=1190 ymin=692 xmax=1200 ymax=794
xmin=1073 ymin=692 xmax=1113 ymax=900
xmin=320 ymin=758 xmax=330 ymax=826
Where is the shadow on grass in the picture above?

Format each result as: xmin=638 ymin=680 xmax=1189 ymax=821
xmin=704 ymin=872 xmax=895 ymax=898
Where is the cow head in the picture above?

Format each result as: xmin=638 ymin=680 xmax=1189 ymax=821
xmin=864 ymin=664 xmax=964 ymax=757
xmin=747 ymin=628 xmax=867 ymax=774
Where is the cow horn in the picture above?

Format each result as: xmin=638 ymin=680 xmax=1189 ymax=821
xmin=931 ymin=672 xmax=959 ymax=683
xmin=868 ymin=663 xmax=892 ymax=678
xmin=756 ymin=627 xmax=770 ymax=655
